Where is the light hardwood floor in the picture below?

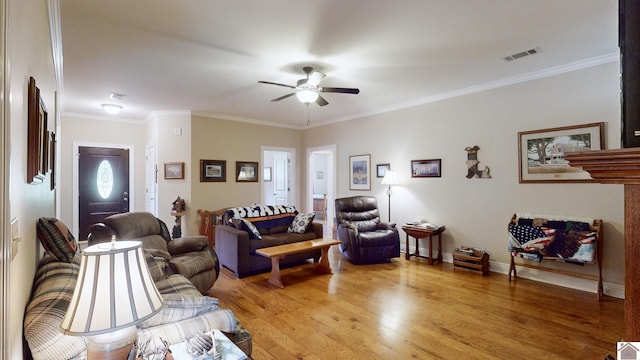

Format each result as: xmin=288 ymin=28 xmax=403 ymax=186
xmin=210 ymin=247 xmax=623 ymax=360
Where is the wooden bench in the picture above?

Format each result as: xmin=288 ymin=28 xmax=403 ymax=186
xmin=197 ymin=208 xmax=227 ymax=248
xmin=508 ymin=213 xmax=603 ymax=300
xmin=256 ymin=238 xmax=341 ymax=288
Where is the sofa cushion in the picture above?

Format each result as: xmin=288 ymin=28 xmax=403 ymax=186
xmin=36 ymin=217 xmax=78 ymax=263
xmin=138 ymin=275 xmax=220 ymax=328
xmin=170 ymin=251 xmax=217 ymax=279
xmin=288 ymin=213 xmax=315 ymax=234
xmin=232 ymin=218 xmax=262 ymax=240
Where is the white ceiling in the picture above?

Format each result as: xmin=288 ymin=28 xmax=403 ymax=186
xmin=58 ymin=0 xmax=619 ymax=128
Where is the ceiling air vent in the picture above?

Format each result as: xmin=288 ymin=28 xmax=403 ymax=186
xmin=109 ymin=92 xmax=127 ymax=101
xmin=504 ymin=48 xmax=540 ymax=62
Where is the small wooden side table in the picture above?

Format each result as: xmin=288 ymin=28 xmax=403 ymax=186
xmin=401 ymin=224 xmax=446 ymax=264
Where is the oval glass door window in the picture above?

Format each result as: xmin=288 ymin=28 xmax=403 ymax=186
xmin=97 ymin=160 xmax=114 ymax=199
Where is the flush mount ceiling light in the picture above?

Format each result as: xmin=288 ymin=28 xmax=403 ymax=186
xmin=101 ymin=103 xmax=122 ymax=115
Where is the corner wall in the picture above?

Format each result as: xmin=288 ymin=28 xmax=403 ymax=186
xmin=6 ymin=0 xmax=57 ymax=358
xmin=303 ymin=61 xmax=625 ymax=296
xmin=189 ymin=115 xmax=303 ymax=235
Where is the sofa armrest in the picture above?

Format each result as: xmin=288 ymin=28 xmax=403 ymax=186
xmin=376 ymin=222 xmax=396 ymax=231
xmin=310 ymin=222 xmax=324 ymax=239
xmin=167 ymin=236 xmax=208 ymax=255
xmin=87 ymin=223 xmax=116 ymax=246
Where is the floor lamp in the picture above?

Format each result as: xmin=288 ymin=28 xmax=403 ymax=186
xmin=381 ymin=170 xmax=398 ymax=222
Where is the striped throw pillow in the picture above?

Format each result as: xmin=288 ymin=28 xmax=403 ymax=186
xmin=36 ymin=218 xmax=78 ymax=263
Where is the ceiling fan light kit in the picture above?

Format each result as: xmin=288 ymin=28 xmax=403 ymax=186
xmin=259 ymin=66 xmax=360 ymax=107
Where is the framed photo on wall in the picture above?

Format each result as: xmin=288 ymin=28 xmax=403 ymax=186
xmin=27 ymin=77 xmax=47 ymax=184
xmin=377 ymin=163 xmax=390 ymax=178
xmin=349 ymin=154 xmax=371 ymax=190
xmin=200 ymin=159 xmax=226 ymax=182
xmin=164 ymin=162 xmax=185 ymax=179
xmin=518 ymin=122 xmax=604 ymax=183
xmin=411 ymin=159 xmax=441 ymax=178
xmin=236 ymin=161 xmax=259 ymax=182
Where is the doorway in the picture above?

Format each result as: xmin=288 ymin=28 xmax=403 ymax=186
xmin=307 ymin=145 xmax=336 ymax=238
xmin=262 ymin=147 xmax=295 ymax=206
xmin=73 ymin=143 xmax=134 ymax=240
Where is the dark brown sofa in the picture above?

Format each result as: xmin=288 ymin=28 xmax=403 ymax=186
xmin=216 ymin=205 xmax=323 ymax=278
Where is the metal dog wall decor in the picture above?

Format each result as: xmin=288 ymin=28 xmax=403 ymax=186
xmin=465 ymin=146 xmax=491 ymax=179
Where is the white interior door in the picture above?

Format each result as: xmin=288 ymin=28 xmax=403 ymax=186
xmin=145 ymin=145 xmax=157 ymax=215
xmin=273 ymin=152 xmax=288 ymax=205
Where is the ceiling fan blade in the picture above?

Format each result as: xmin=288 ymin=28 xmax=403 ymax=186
xmin=258 ymin=81 xmax=296 ymax=89
xmin=321 ymin=87 xmax=360 ymax=94
xmin=316 ymin=95 xmax=329 ymax=106
xmin=307 ymin=71 xmax=326 ymax=87
xmin=271 ymin=93 xmax=295 ymax=102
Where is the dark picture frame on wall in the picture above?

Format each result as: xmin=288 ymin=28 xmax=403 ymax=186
xmin=517 ymin=122 xmax=604 ymax=183
xmin=411 ymin=159 xmax=442 ymax=178
xmin=376 ymin=163 xmax=390 ymax=178
xmin=200 ymin=159 xmax=226 ymax=182
xmin=27 ymin=77 xmax=47 ymax=184
xmin=236 ymin=161 xmax=259 ymax=182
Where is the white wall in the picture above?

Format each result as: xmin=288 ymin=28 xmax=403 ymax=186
xmin=149 ymin=111 xmax=192 ymax=235
xmin=6 ymin=0 xmax=57 ymax=358
xmin=58 ymin=115 xmax=147 ymax=232
xmin=303 ymin=61 xmax=625 ymax=296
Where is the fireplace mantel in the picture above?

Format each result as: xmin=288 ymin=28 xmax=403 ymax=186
xmin=566 ymin=148 xmax=640 ymax=341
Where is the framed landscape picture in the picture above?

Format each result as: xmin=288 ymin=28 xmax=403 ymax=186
xmin=236 ymin=161 xmax=259 ymax=182
xmin=164 ymin=162 xmax=185 ymax=179
xmin=349 ymin=154 xmax=371 ymax=190
xmin=200 ymin=159 xmax=226 ymax=182
xmin=411 ymin=159 xmax=441 ymax=178
xmin=518 ymin=122 xmax=604 ymax=183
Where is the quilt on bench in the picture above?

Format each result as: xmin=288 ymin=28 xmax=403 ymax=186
xmin=508 ymin=214 xmax=597 ymax=264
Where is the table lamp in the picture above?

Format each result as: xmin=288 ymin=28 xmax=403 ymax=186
xmin=381 ymin=170 xmax=398 ymax=222
xmin=60 ymin=239 xmax=164 ymax=359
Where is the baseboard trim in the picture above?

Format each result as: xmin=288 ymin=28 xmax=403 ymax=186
xmin=402 ymin=245 xmax=624 ymax=299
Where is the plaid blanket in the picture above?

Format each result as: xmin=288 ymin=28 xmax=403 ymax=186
xmin=25 ymin=256 xmax=239 ymax=359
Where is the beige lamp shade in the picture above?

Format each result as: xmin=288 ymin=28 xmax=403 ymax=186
xmin=381 ymin=170 xmax=398 ymax=186
xmin=60 ymin=240 xmax=164 ymax=336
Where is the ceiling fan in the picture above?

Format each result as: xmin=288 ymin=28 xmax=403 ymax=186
xmin=258 ymin=66 xmax=360 ymax=106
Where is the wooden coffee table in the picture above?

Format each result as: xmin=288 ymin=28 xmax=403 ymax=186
xmin=255 ymin=238 xmax=341 ymax=288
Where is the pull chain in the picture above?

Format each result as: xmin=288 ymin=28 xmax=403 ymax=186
xmin=306 ymin=104 xmax=310 ymax=126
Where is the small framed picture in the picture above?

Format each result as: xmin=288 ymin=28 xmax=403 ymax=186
xmin=236 ymin=161 xmax=259 ymax=182
xmin=200 ymin=159 xmax=226 ymax=182
xmin=411 ymin=159 xmax=441 ymax=178
xmin=349 ymin=154 xmax=371 ymax=190
xmin=377 ymin=163 xmax=390 ymax=178
xmin=264 ymin=167 xmax=272 ymax=182
xmin=164 ymin=162 xmax=185 ymax=180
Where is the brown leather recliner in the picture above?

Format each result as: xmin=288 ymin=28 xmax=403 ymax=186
xmin=335 ymin=196 xmax=401 ymax=264
xmin=88 ymin=211 xmax=219 ymax=294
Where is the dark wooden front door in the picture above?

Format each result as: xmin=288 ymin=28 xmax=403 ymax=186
xmin=78 ymin=146 xmax=130 ymax=240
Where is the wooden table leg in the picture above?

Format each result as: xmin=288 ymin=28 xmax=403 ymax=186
xmin=437 ymin=233 xmax=443 ymax=263
xmin=317 ymin=246 xmax=333 ymax=274
xmin=268 ymin=256 xmax=284 ymax=288
xmin=405 ymin=234 xmax=410 ymax=260
xmin=427 ymin=235 xmax=433 ymax=265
